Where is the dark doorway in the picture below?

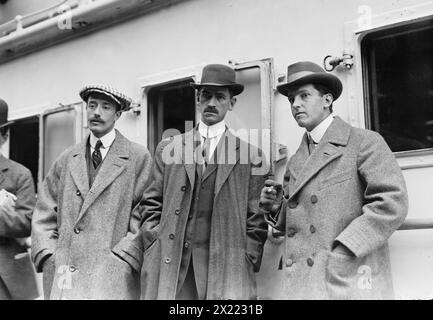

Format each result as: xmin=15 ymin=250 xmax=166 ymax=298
xmin=9 ymin=116 xmax=39 ymax=191
xmin=147 ymin=79 xmax=196 ymax=154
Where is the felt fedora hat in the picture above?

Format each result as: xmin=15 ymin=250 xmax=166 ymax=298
xmin=79 ymin=84 xmax=132 ymax=111
xmin=277 ymin=61 xmax=343 ymax=100
xmin=192 ymin=64 xmax=244 ymax=96
xmin=0 ymin=98 xmax=15 ymax=129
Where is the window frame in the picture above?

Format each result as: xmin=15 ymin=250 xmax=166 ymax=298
xmin=343 ymin=2 xmax=433 ymax=169
xmin=40 ymin=102 xmax=84 ymax=187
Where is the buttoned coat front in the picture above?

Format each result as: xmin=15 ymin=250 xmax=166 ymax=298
xmin=31 ymin=131 xmax=152 ymax=300
xmin=267 ymin=116 xmax=408 ymax=299
xmin=0 ymin=155 xmax=38 ymax=300
xmin=126 ymin=129 xmax=268 ymax=299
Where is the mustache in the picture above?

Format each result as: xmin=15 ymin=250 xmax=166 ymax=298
xmin=89 ymin=118 xmax=104 ymax=123
xmin=204 ymin=108 xmax=218 ymax=114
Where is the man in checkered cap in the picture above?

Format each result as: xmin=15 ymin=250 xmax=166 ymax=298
xmin=31 ymin=85 xmax=152 ymax=299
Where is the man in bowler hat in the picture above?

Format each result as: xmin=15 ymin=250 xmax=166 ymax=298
xmin=0 ymin=98 xmax=38 ymax=300
xmin=130 ymin=64 xmax=268 ymax=299
xmin=259 ymin=61 xmax=408 ymax=299
xmin=31 ymin=85 xmax=152 ymax=299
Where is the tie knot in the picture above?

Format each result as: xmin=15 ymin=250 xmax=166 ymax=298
xmin=95 ymin=140 xmax=103 ymax=150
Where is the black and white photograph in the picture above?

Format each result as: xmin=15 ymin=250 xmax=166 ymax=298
xmin=0 ymin=0 xmax=432 ymax=308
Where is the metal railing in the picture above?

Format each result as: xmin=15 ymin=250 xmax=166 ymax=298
xmin=0 ymin=0 xmax=82 ymax=37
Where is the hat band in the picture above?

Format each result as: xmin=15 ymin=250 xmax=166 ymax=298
xmin=286 ymin=71 xmax=318 ymax=84
xmin=87 ymin=88 xmax=122 ymax=108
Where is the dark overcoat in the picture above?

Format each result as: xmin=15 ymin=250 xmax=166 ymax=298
xmin=31 ymin=131 xmax=152 ymax=299
xmin=267 ymin=116 xmax=408 ymax=299
xmin=0 ymin=155 xmax=38 ymax=300
xmin=124 ymin=129 xmax=269 ymax=299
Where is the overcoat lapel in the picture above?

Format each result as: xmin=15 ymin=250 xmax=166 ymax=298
xmin=289 ymin=116 xmax=351 ymax=200
xmin=69 ymin=141 xmax=90 ymax=198
xmin=182 ymin=128 xmax=201 ymax=187
xmin=74 ymin=131 xmax=129 ymax=223
xmin=214 ymin=130 xmax=240 ymax=196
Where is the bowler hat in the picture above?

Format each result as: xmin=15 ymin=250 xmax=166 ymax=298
xmin=79 ymin=84 xmax=132 ymax=111
xmin=191 ymin=64 xmax=244 ymax=96
xmin=0 ymin=98 xmax=14 ymax=129
xmin=277 ymin=61 xmax=342 ymax=100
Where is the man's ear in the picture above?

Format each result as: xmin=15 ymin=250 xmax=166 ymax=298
xmin=115 ymin=110 xmax=122 ymax=120
xmin=229 ymin=97 xmax=236 ymax=111
xmin=323 ymin=93 xmax=334 ymax=108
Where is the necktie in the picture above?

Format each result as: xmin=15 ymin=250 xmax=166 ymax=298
xmin=308 ymin=134 xmax=316 ymax=155
xmin=202 ymin=129 xmax=211 ymax=168
xmin=92 ymin=140 xmax=103 ymax=169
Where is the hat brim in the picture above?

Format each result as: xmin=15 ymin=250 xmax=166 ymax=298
xmin=191 ymin=82 xmax=244 ymax=96
xmin=277 ymin=73 xmax=342 ymax=100
xmin=0 ymin=120 xmax=15 ymax=129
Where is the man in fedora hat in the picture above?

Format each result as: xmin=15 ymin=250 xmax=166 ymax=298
xmin=131 ymin=64 xmax=268 ymax=299
xmin=0 ymin=98 xmax=39 ymax=300
xmin=31 ymin=85 xmax=152 ymax=299
xmin=259 ymin=61 xmax=408 ymax=299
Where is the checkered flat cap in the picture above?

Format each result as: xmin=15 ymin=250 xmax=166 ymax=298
xmin=79 ymin=85 xmax=132 ymax=111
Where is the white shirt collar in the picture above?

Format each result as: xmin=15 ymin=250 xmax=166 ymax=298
xmin=198 ymin=120 xmax=226 ymax=139
xmin=308 ymin=114 xmax=334 ymax=144
xmin=89 ymin=128 xmax=116 ymax=149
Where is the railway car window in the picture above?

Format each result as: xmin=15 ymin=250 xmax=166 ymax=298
xmin=147 ymin=79 xmax=196 ymax=154
xmin=43 ymin=108 xmax=76 ymax=177
xmin=362 ymin=19 xmax=433 ymax=153
xmin=9 ymin=116 xmax=39 ymax=191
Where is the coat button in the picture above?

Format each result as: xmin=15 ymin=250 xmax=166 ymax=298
xmin=307 ymin=258 xmax=314 ymax=267
xmin=288 ymin=201 xmax=298 ymax=209
xmin=285 ymin=258 xmax=294 ymax=267
xmin=310 ymin=225 xmax=316 ymax=233
xmin=184 ymin=242 xmax=190 ymax=249
xmin=69 ymin=265 xmax=77 ymax=272
xmin=76 ymin=190 xmax=81 ymax=196
xmin=188 ymin=214 xmax=193 ymax=220
xmin=287 ymin=228 xmax=297 ymax=237
xmin=74 ymin=228 xmax=81 ymax=234
xmin=169 ymin=234 xmax=175 ymax=240
xmin=181 ymin=186 xmax=186 ymax=191
xmin=311 ymin=195 xmax=318 ymax=204
xmin=175 ymin=209 xmax=180 ymax=215
xmin=165 ymin=257 xmax=171 ymax=264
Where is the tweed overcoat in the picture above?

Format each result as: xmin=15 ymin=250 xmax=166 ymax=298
xmin=125 ymin=128 xmax=268 ymax=299
xmin=31 ymin=130 xmax=152 ymax=300
xmin=267 ymin=116 xmax=408 ymax=299
xmin=0 ymin=155 xmax=38 ymax=300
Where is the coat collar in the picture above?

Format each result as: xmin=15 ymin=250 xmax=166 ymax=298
xmin=0 ymin=154 xmax=11 ymax=185
xmin=289 ymin=116 xmax=351 ymax=199
xmin=69 ymin=129 xmax=130 ymax=224
xmin=181 ymin=126 xmax=241 ymax=196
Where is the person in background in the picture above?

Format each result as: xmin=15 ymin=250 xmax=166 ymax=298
xmin=0 ymin=98 xmax=38 ymax=300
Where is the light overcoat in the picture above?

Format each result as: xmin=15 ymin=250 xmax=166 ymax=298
xmin=267 ymin=116 xmax=408 ymax=299
xmin=125 ymin=129 xmax=269 ymax=299
xmin=31 ymin=131 xmax=152 ymax=299
xmin=0 ymin=155 xmax=38 ymax=300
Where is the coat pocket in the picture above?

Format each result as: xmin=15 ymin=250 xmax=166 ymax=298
xmin=320 ymin=170 xmax=352 ymax=190
xmin=325 ymin=251 xmax=380 ymax=300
